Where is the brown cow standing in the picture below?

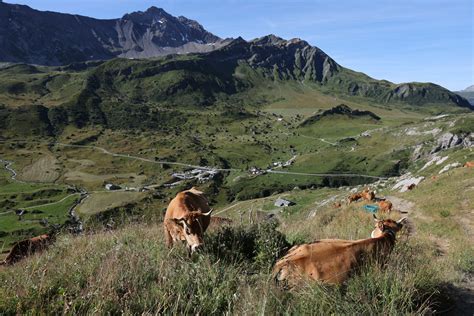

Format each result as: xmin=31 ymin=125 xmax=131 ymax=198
xmin=465 ymin=161 xmax=474 ymax=168
xmin=1 ymin=234 xmax=54 ymax=266
xmin=272 ymin=215 xmax=407 ymax=285
xmin=164 ymin=187 xmax=213 ymax=254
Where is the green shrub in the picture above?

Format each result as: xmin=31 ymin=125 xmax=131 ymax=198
xmin=440 ymin=210 xmax=451 ymax=217
xmin=204 ymin=220 xmax=291 ymax=270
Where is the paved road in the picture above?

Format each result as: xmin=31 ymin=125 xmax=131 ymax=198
xmin=54 ymin=143 xmax=238 ymax=172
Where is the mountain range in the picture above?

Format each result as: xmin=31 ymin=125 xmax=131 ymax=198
xmin=0 ymin=1 xmax=471 ymax=134
xmin=0 ymin=2 xmax=225 ymax=65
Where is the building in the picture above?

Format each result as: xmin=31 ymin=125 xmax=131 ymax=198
xmin=105 ymin=183 xmax=121 ymax=191
xmin=249 ymin=167 xmax=265 ymax=175
xmin=274 ymin=198 xmax=295 ymax=207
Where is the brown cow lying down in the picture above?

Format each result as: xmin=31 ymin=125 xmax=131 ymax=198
xmin=164 ymin=187 xmax=213 ymax=254
xmin=377 ymin=199 xmax=393 ymax=213
xmin=272 ymin=215 xmax=407 ymax=285
xmin=1 ymin=234 xmax=54 ymax=266
xmin=348 ymin=188 xmax=375 ymax=203
xmin=347 ymin=192 xmax=363 ymax=203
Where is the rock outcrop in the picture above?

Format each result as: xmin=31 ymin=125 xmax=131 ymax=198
xmin=431 ymin=132 xmax=473 ymax=153
xmin=300 ymin=104 xmax=380 ymax=126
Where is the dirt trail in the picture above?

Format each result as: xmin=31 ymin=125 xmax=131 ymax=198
xmin=385 ymin=195 xmax=415 ymax=213
xmin=384 ymin=196 xmax=473 ymax=315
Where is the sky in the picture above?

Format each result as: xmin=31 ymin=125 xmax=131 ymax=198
xmin=6 ymin=0 xmax=473 ymax=91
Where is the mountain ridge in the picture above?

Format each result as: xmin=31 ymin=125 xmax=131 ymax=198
xmin=0 ymin=2 xmax=224 ymax=65
xmin=0 ymin=2 xmax=471 ymax=134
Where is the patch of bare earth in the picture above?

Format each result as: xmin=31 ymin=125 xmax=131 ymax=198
xmin=18 ymin=155 xmax=60 ymax=182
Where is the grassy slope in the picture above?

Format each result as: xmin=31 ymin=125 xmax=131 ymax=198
xmin=1 ymin=158 xmax=472 ymax=314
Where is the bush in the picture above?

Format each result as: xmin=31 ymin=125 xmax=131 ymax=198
xmin=204 ymin=220 xmax=291 ymax=269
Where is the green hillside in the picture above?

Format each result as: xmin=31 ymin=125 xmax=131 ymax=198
xmin=0 ymin=36 xmax=473 ymax=315
xmin=0 ymin=37 xmax=471 ymax=138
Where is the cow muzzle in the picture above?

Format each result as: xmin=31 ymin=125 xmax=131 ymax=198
xmin=190 ymin=243 xmax=203 ymax=254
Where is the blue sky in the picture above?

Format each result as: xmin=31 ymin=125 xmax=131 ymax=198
xmin=7 ymin=0 xmax=473 ymax=91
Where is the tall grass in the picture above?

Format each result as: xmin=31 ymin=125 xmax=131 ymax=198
xmin=0 ymin=221 xmax=446 ymax=315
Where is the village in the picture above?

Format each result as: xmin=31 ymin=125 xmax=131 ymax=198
xmin=249 ymin=155 xmax=297 ymax=176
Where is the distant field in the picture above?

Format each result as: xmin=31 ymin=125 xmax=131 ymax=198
xmin=76 ymin=191 xmax=147 ymax=217
xmin=0 ymin=170 xmax=77 ymax=258
xmin=18 ymin=154 xmax=60 ymax=182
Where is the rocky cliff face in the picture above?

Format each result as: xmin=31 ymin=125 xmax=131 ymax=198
xmin=0 ymin=3 xmax=222 ymax=65
xmin=208 ymin=36 xmax=471 ymax=109
xmin=210 ymin=35 xmax=339 ymax=83
xmin=114 ymin=7 xmax=225 ymax=59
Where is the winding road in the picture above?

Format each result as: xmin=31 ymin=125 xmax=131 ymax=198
xmin=57 ymin=143 xmax=385 ymax=180
xmin=54 ymin=143 xmax=238 ymax=172
xmin=1 ymin=140 xmax=386 ymax=184
xmin=23 ymin=193 xmax=81 ymax=210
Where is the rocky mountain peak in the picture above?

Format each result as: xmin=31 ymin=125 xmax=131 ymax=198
xmin=252 ymin=34 xmax=285 ymax=45
xmin=251 ymin=35 xmax=309 ymax=48
xmin=145 ymin=6 xmax=166 ymax=14
xmin=0 ymin=2 xmax=222 ymax=64
xmin=121 ymin=7 xmax=174 ymax=24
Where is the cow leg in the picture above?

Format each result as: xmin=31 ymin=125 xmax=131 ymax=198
xmin=164 ymin=223 xmax=173 ymax=248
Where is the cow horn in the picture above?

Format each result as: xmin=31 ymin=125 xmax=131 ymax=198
xmin=396 ymin=217 xmax=408 ymax=224
xmin=201 ymin=209 xmax=213 ymax=216
xmin=373 ymin=214 xmax=379 ymax=221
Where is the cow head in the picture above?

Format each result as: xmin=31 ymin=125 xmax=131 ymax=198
xmin=173 ymin=209 xmax=213 ymax=254
xmin=371 ymin=214 xmax=407 ymax=238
